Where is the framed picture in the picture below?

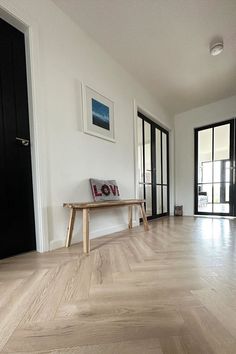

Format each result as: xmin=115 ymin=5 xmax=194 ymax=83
xmin=83 ymin=85 xmax=115 ymax=142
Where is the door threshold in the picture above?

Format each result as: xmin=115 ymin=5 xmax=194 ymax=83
xmin=194 ymin=215 xmax=236 ymax=220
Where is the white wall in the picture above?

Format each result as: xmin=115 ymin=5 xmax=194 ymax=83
xmin=0 ymin=0 xmax=173 ymax=250
xmin=175 ymin=95 xmax=236 ymax=215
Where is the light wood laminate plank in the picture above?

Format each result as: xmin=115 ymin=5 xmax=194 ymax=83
xmin=1 ymin=216 xmax=236 ymax=353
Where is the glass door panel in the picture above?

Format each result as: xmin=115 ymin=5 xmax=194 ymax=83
xmin=156 ymin=185 xmax=162 ymax=214
xmin=156 ymin=130 xmax=162 ymax=184
xmin=144 ymin=122 xmax=152 ymax=184
xmin=137 ymin=118 xmax=143 ymax=183
xmin=162 ymin=131 xmax=168 ymax=214
xmin=162 ymin=133 xmax=167 ymax=185
xmin=198 ymin=128 xmax=212 ymax=184
xmin=144 ymin=121 xmax=152 ymax=216
xmin=145 ymin=184 xmax=152 ymax=216
xmin=163 ymin=186 xmax=168 ymax=213
xmin=214 ymin=124 xmax=230 ymax=160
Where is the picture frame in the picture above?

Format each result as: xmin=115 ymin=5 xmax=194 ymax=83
xmin=82 ymin=84 xmax=115 ymax=142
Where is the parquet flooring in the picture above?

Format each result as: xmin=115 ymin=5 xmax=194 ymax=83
xmin=1 ymin=216 xmax=236 ymax=353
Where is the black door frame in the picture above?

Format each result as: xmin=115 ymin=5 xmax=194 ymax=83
xmin=0 ymin=18 xmax=37 ymax=258
xmin=138 ymin=111 xmax=170 ymax=219
xmin=0 ymin=11 xmax=50 ymax=253
xmin=194 ymin=118 xmax=236 ymax=216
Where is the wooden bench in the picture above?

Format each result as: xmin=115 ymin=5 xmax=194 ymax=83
xmin=63 ymin=199 xmax=149 ymax=254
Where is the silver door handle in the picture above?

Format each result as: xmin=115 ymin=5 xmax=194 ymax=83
xmin=16 ymin=137 xmax=30 ymax=146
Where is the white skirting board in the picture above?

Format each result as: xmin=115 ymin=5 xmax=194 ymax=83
xmin=49 ymin=220 xmax=140 ymax=251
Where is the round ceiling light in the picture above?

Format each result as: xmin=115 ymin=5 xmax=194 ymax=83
xmin=210 ymin=41 xmax=224 ymax=56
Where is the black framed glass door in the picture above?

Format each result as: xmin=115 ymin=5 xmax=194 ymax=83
xmin=194 ymin=119 xmax=236 ymax=216
xmin=137 ymin=112 xmax=169 ymax=219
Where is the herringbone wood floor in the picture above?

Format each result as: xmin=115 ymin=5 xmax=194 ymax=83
xmin=1 ymin=216 xmax=236 ymax=353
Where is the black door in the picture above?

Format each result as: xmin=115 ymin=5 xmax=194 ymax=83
xmin=137 ymin=112 xmax=169 ymax=219
xmin=0 ymin=19 xmax=36 ymax=258
xmin=194 ymin=119 xmax=235 ymax=216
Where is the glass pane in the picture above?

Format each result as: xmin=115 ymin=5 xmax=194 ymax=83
xmin=213 ymin=161 xmax=221 ymax=182
xmin=144 ymin=122 xmax=152 ymax=183
xmin=156 ymin=129 xmax=161 ymax=184
xmin=163 ymin=186 xmax=168 ymax=213
xmin=225 ymin=182 xmax=230 ymax=202
xmin=225 ymin=161 xmax=230 ymax=182
xmin=213 ymin=204 xmax=229 ymax=213
xmin=137 ymin=118 xmax=143 ymax=182
xmin=145 ymin=184 xmax=152 ymax=216
xmin=214 ymin=124 xmax=230 ymax=161
xmin=214 ymin=160 xmax=231 ymax=183
xmin=214 ymin=183 xmax=230 ymax=204
xmin=198 ymin=184 xmax=212 ymax=213
xmin=214 ymin=183 xmax=220 ymax=203
xmin=198 ymin=129 xmax=212 ymax=183
xmin=156 ymin=185 xmax=162 ymax=215
xmin=162 ymin=133 xmax=167 ymax=184
xmin=201 ymin=161 xmax=213 ymax=183
xmin=139 ymin=183 xmax=144 ymax=200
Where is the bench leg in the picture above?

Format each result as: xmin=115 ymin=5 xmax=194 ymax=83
xmin=83 ymin=208 xmax=90 ymax=254
xmin=140 ymin=203 xmax=149 ymax=231
xmin=65 ymin=208 xmax=76 ymax=247
xmin=128 ymin=205 xmax=133 ymax=229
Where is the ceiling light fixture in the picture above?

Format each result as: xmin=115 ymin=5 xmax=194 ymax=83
xmin=210 ymin=41 xmax=224 ymax=56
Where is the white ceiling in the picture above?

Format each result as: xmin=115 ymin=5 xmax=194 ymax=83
xmin=53 ymin=0 xmax=236 ymax=115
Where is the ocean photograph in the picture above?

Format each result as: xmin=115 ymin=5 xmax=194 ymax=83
xmin=92 ymin=98 xmax=110 ymax=130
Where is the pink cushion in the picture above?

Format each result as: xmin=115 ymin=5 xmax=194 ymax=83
xmin=90 ymin=179 xmax=120 ymax=201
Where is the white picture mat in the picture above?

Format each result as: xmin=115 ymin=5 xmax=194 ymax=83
xmin=83 ymin=85 xmax=115 ymax=142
